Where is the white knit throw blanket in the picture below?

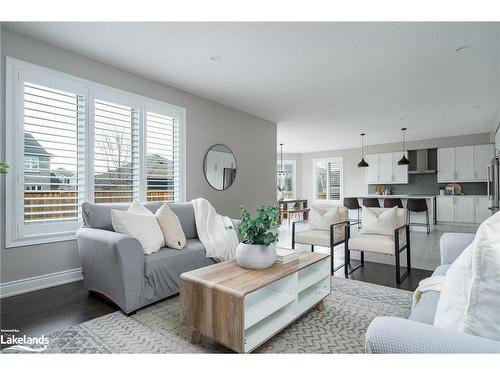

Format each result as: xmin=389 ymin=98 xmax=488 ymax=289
xmin=192 ymin=198 xmax=239 ymax=261
xmin=412 ymin=276 xmax=445 ymax=309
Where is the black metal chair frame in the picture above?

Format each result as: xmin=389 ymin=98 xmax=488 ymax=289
xmin=407 ymin=209 xmax=430 ymax=235
xmin=344 ymin=221 xmax=411 ymax=284
xmin=292 ymin=220 xmax=349 ymax=275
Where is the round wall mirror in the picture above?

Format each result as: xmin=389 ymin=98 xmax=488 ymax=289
xmin=203 ymin=144 xmax=237 ymax=191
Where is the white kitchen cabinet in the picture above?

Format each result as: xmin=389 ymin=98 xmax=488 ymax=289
xmin=437 ymin=196 xmax=454 ymax=222
xmin=454 ymin=196 xmax=475 ymax=223
xmin=438 ymin=144 xmax=495 ymax=182
xmin=475 ymin=144 xmax=495 ymax=180
xmin=437 ymin=147 xmax=455 ymax=182
xmin=378 ymin=153 xmax=393 ymax=182
xmin=365 ymin=152 xmax=408 ymax=185
xmin=393 ymin=152 xmax=409 ymax=183
xmin=455 ymin=146 xmax=475 ymax=181
xmin=365 ymin=154 xmax=379 ymax=184
xmin=475 ymin=196 xmax=492 ymax=224
xmin=437 ymin=196 xmax=491 ymax=224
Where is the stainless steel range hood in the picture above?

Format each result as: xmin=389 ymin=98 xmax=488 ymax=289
xmin=407 ymin=149 xmax=437 ymax=174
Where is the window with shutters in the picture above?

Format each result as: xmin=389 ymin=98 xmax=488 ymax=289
xmin=313 ymin=157 xmax=343 ymax=203
xmin=276 ymin=160 xmax=296 ymax=199
xmin=145 ymin=111 xmax=181 ymax=203
xmin=94 ymin=99 xmax=140 ymax=203
xmin=6 ymin=58 xmax=185 ymax=247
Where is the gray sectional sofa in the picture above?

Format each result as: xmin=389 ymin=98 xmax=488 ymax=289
xmin=77 ymin=202 xmax=217 ymax=314
xmin=365 ymin=232 xmax=500 ymax=353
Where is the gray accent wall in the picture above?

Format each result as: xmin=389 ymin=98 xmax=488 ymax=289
xmin=0 ymin=28 xmax=277 ymax=284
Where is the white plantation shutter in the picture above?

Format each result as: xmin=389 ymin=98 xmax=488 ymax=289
xmin=146 ymin=111 xmax=181 ymax=202
xmin=328 ymin=159 xmax=342 ymax=200
xmin=6 ymin=59 xmax=186 ymax=247
xmin=93 ymin=99 xmax=140 ymax=203
xmin=313 ymin=158 xmax=343 ymax=202
xmin=277 ymin=160 xmax=296 ymax=197
xmin=23 ymin=81 xmax=85 ymax=227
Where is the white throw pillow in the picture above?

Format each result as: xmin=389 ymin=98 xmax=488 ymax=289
xmin=359 ymin=206 xmax=398 ymax=236
xmin=310 ymin=206 xmax=341 ymax=230
xmin=111 ymin=200 xmax=164 ymax=255
xmin=434 ymin=211 xmax=500 ymax=341
xmin=155 ymin=203 xmax=186 ymax=250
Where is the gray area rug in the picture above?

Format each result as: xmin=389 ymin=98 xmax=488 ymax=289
xmin=7 ymin=277 xmax=413 ymax=354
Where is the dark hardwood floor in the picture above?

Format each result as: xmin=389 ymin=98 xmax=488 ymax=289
xmin=1 ymin=261 xmax=431 ymax=349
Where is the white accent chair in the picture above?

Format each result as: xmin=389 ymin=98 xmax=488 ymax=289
xmin=344 ymin=207 xmax=411 ymax=284
xmin=292 ymin=206 xmax=348 ymax=274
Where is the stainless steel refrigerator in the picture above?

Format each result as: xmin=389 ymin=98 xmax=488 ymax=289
xmin=488 ymin=157 xmax=500 ymax=214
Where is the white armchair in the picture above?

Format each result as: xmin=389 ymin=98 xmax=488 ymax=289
xmin=292 ymin=206 xmax=348 ymax=274
xmin=344 ymin=207 xmax=411 ymax=284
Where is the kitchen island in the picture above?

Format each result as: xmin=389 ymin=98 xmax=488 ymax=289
xmin=346 ymin=195 xmax=436 ymax=232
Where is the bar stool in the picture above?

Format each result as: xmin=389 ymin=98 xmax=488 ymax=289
xmin=344 ymin=197 xmax=361 ymax=228
xmin=384 ymin=198 xmax=403 ymax=208
xmin=406 ymin=198 xmax=430 ymax=234
xmin=363 ymin=198 xmax=380 ymax=208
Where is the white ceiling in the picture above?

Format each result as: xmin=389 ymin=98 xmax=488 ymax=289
xmin=5 ymin=22 xmax=500 ymax=153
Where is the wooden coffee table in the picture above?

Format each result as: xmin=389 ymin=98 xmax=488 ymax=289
xmin=180 ymin=251 xmax=331 ymax=353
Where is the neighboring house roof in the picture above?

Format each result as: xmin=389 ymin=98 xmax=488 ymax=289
xmin=24 ymin=132 xmax=52 ymax=158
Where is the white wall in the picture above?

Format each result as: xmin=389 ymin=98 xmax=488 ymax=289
xmin=0 ymin=28 xmax=276 ymax=285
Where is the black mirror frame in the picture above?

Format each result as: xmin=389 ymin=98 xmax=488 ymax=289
xmin=203 ymin=144 xmax=237 ymax=191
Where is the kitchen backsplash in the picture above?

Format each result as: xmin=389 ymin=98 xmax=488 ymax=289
xmin=368 ymin=173 xmax=488 ymax=195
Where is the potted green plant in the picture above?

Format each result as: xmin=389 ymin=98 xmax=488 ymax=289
xmin=230 ymin=205 xmax=280 ymax=269
xmin=0 ymin=162 xmax=9 ymax=174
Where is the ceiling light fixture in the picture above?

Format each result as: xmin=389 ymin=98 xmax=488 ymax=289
xmin=357 ymin=133 xmax=369 ymax=168
xmin=281 ymin=92 xmax=289 ymax=97
xmin=475 ymin=105 xmax=482 ymax=109
xmin=455 ymin=46 xmax=469 ymax=52
xmin=398 ymin=127 xmax=411 ymax=166
xmin=210 ymin=54 xmax=221 ymax=61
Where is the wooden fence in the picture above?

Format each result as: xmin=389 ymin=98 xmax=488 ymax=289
xmin=24 ymin=190 xmax=175 ymax=222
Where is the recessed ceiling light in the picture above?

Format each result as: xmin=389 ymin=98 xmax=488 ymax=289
xmin=399 ymin=116 xmax=407 ymax=121
xmin=475 ymin=105 xmax=482 ymax=109
xmin=281 ymin=92 xmax=289 ymax=97
xmin=455 ymin=46 xmax=469 ymax=52
xmin=210 ymin=54 xmax=221 ymax=61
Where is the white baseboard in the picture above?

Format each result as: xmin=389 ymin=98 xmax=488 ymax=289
xmin=0 ymin=268 xmax=83 ymax=299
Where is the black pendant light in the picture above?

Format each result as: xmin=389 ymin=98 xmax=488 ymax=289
xmin=357 ymin=133 xmax=369 ymax=168
xmin=398 ymin=127 xmax=411 ymax=166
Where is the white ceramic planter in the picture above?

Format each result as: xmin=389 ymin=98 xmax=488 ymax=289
xmin=235 ymin=242 xmax=277 ymax=270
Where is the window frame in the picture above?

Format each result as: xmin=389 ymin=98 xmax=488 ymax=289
xmin=5 ymin=57 xmax=186 ymax=248
xmin=24 ymin=156 xmax=40 ymax=172
xmin=312 ymin=157 xmax=344 ymax=204
xmin=277 ymin=159 xmax=297 ymax=198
